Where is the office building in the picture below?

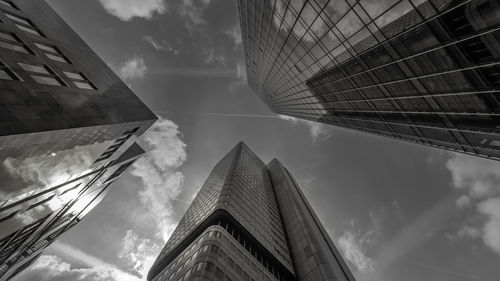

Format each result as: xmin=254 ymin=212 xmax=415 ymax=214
xmin=0 ymin=0 xmax=157 ymax=279
xmin=239 ymin=0 xmax=500 ymax=159
xmin=148 ymin=142 xmax=355 ymax=281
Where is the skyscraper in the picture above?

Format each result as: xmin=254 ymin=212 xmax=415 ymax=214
xmin=238 ymin=0 xmax=500 ymax=160
xmin=148 ymin=142 xmax=355 ymax=281
xmin=0 ymin=0 xmax=157 ymax=279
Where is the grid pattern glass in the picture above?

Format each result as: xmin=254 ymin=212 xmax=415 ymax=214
xmin=238 ymin=0 xmax=500 ymax=160
xmin=150 ymin=143 xmax=295 ymax=280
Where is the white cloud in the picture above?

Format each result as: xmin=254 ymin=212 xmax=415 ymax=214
xmin=456 ymin=225 xmax=481 ymax=240
xmin=224 ymin=25 xmax=242 ymax=47
xmin=179 ymin=0 xmax=211 ymax=31
xmin=12 ymin=255 xmax=113 ymax=281
xmin=98 ymin=0 xmax=167 ymax=21
xmin=130 ymin=117 xmax=187 ymax=242
xmin=478 ymin=197 xmax=500 ymax=254
xmin=456 ymin=195 xmax=471 ymax=208
xmin=337 ymin=231 xmax=374 ymax=273
xmin=13 ymin=241 xmax=142 ymax=281
xmin=228 ymin=61 xmax=247 ymax=93
xmin=446 ymin=153 xmax=500 ymax=199
xmin=118 ymin=230 xmax=160 ymax=278
xmin=278 ymin=114 xmax=332 ymax=141
xmin=144 ymin=36 xmax=180 ymax=55
xmin=119 ymin=57 xmax=147 ymax=81
xmin=446 ymin=153 xmax=500 ymax=255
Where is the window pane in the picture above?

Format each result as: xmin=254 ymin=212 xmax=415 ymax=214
xmin=0 ymin=31 xmax=17 ymax=42
xmin=31 ymin=75 xmax=62 ymax=86
xmin=0 ymin=0 xmax=16 ymax=9
xmin=0 ymin=69 xmax=13 ymax=80
xmin=45 ymin=53 xmax=69 ymax=63
xmin=63 ymin=71 xmax=84 ymax=80
xmin=0 ymin=41 xmax=28 ymax=53
xmin=16 ymin=24 xmax=42 ymax=36
xmin=18 ymin=63 xmax=49 ymax=74
xmin=74 ymin=81 xmax=95 ymax=90
xmin=215 ymin=267 xmax=224 ymax=279
xmin=34 ymin=42 xmax=58 ymax=53
xmin=5 ymin=13 xmax=31 ymax=26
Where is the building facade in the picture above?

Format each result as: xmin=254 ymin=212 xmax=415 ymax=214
xmin=239 ymin=0 xmax=500 ymax=160
xmin=0 ymin=0 xmax=157 ymax=279
xmin=148 ymin=142 xmax=355 ymax=281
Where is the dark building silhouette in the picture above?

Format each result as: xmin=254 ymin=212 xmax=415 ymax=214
xmin=148 ymin=142 xmax=355 ymax=281
xmin=239 ymin=0 xmax=500 ymax=160
xmin=0 ymin=0 xmax=157 ymax=279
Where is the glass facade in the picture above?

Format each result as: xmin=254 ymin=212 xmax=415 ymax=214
xmin=238 ymin=0 xmax=500 ymax=160
xmin=0 ymin=1 xmax=157 ymax=279
xmin=148 ymin=143 xmax=355 ymax=281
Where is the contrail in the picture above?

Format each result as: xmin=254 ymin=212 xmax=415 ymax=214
xmin=154 ymin=111 xmax=279 ymax=119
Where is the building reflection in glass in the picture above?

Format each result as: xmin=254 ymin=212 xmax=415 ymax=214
xmin=239 ymin=0 xmax=500 ymax=160
xmin=0 ymin=0 xmax=157 ymax=279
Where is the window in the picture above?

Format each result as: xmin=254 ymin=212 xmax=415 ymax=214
xmin=95 ymin=128 xmax=138 ymax=163
xmin=34 ymin=42 xmax=71 ymax=64
xmin=0 ymin=0 xmax=17 ymax=9
xmin=0 ymin=60 xmax=16 ymax=80
xmin=0 ymin=31 xmax=30 ymax=53
xmin=215 ymin=267 xmax=224 ymax=280
xmin=105 ymin=160 xmax=134 ymax=182
xmin=18 ymin=62 xmax=64 ymax=86
xmin=235 ymin=264 xmax=242 ymax=275
xmin=205 ymin=262 xmax=214 ymax=273
xmin=209 ymin=244 xmax=219 ymax=254
xmin=4 ymin=11 xmax=44 ymax=37
xmin=18 ymin=62 xmax=49 ymax=74
xmin=63 ymin=71 xmax=96 ymax=90
xmin=219 ymin=249 xmax=226 ymax=260
xmin=194 ymin=262 xmax=203 ymax=271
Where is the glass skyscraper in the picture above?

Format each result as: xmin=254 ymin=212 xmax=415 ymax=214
xmin=0 ymin=0 xmax=157 ymax=279
xmin=238 ymin=0 xmax=500 ymax=160
xmin=148 ymin=142 xmax=355 ymax=281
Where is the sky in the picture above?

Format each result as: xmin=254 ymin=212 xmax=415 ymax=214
xmin=12 ymin=0 xmax=500 ymax=281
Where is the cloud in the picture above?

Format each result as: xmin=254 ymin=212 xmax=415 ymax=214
xmin=224 ymin=25 xmax=242 ymax=47
xmin=130 ymin=117 xmax=187 ymax=242
xmin=118 ymin=230 xmax=160 ymax=278
xmin=456 ymin=195 xmax=471 ymax=208
xmin=144 ymin=36 xmax=180 ymax=55
xmin=456 ymin=225 xmax=481 ymax=240
xmin=478 ymin=197 xmax=500 ymax=254
xmin=12 ymin=255 xmax=116 ymax=281
xmin=337 ymin=231 xmax=375 ymax=273
xmin=228 ymin=61 xmax=247 ymax=93
xmin=119 ymin=57 xmax=147 ymax=81
xmin=446 ymin=153 xmax=500 ymax=254
xmin=278 ymin=114 xmax=332 ymax=141
xmin=98 ymin=0 xmax=167 ymax=21
xmin=13 ymin=241 xmax=142 ymax=281
xmin=446 ymin=153 xmax=500 ymax=199
xmin=179 ymin=0 xmax=211 ymax=31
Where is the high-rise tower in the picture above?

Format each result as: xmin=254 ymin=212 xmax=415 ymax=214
xmin=238 ymin=0 xmax=500 ymax=160
xmin=148 ymin=142 xmax=355 ymax=281
xmin=0 ymin=0 xmax=157 ymax=279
